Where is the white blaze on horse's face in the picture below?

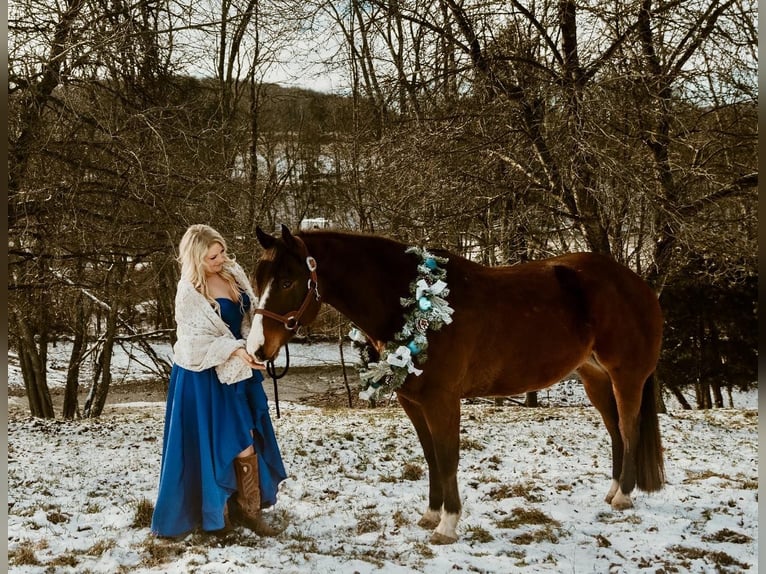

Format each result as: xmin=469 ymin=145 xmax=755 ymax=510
xmin=246 ymin=279 xmax=272 ymax=358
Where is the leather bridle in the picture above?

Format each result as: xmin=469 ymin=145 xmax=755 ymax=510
xmin=253 ymin=236 xmax=321 ymax=331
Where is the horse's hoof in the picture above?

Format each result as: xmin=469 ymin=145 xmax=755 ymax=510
xmin=418 ymin=515 xmax=440 ymax=529
xmin=610 ymin=493 xmax=634 ymax=510
xmin=604 ymin=480 xmax=619 ymax=504
xmin=430 ymin=531 xmax=458 ymax=545
xmin=418 ymin=510 xmax=441 ymax=529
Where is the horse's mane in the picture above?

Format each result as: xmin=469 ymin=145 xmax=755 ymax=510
xmin=298 ymin=228 xmax=405 ymax=248
xmin=295 ymin=229 xmax=466 ymax=342
xmin=298 ymin=228 xmax=476 ymax=269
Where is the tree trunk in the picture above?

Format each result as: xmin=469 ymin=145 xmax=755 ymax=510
xmin=711 ymin=382 xmax=724 ymax=409
xmin=654 ymin=376 xmax=667 ymax=414
xmin=707 ymin=320 xmax=723 ymax=408
xmin=696 ymin=380 xmax=712 ymax=410
xmin=155 ymin=258 xmax=177 ymax=335
xmin=62 ymin=296 xmax=87 ymax=419
xmin=338 ymin=329 xmax=354 ymax=408
xmin=668 ymin=385 xmax=691 ymax=410
xmin=19 ymin=343 xmax=44 ymax=418
xmin=85 ymin=303 xmax=119 ymax=418
xmin=16 ymin=318 xmax=54 ymax=419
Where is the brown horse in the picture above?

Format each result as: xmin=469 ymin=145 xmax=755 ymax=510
xmin=247 ymin=225 xmax=665 ymax=544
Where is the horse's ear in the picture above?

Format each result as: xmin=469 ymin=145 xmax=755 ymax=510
xmin=280 ymin=224 xmax=297 ymax=248
xmin=256 ymin=226 xmax=276 ymax=250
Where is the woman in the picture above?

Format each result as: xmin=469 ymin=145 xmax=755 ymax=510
xmin=151 ymin=224 xmax=287 ymax=539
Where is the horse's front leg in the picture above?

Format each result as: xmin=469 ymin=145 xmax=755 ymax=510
xmin=397 ymin=394 xmax=442 ymax=529
xmin=422 ymin=398 xmax=462 ymax=544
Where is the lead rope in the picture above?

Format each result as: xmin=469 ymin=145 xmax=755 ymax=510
xmin=265 ymin=344 xmax=290 ymax=418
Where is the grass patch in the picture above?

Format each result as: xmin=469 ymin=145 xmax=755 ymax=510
xmin=9 ymin=540 xmax=40 ymax=566
xmin=84 ymin=502 xmax=103 ymax=514
xmin=669 ymin=545 xmax=750 ymax=571
xmin=493 ymin=507 xmax=563 ymax=546
xmin=501 ymin=549 xmax=528 ymax=566
xmin=488 ymin=482 xmax=544 ymax=503
xmin=683 ymin=470 xmax=736 ymax=484
xmin=594 ymin=533 xmax=611 ymax=548
xmin=412 ymin=540 xmax=435 ymax=558
xmin=401 ymin=462 xmax=424 ymax=481
xmin=496 ymin=507 xmax=561 ymax=529
xmin=465 ymin=525 xmax=494 ymax=543
xmin=132 ymin=498 xmax=154 ymax=528
xmin=356 ymin=511 xmax=382 ymax=535
xmin=512 ymin=525 xmax=559 ymax=545
xmin=47 ymin=509 xmax=70 ymax=524
xmin=486 ymin=454 xmax=502 ymax=465
xmin=87 ymin=538 xmax=117 ymax=556
xmin=139 ymin=537 xmax=185 ymax=568
xmin=594 ymin=511 xmax=642 ymax=525
xmin=286 ymin=530 xmax=320 ymax=554
xmin=460 ymin=438 xmax=485 ymax=451
xmin=392 ymin=510 xmax=409 ymax=527
xmin=14 ymin=506 xmax=37 ymax=518
xmin=48 ymin=553 xmax=79 ymax=567
xmin=703 ymin=528 xmax=752 ymax=544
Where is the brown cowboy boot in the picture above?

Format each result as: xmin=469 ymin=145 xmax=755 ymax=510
xmin=231 ymin=454 xmax=281 ymax=536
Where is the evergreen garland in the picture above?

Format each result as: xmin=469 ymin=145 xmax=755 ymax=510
xmin=350 ymin=246 xmax=454 ymax=402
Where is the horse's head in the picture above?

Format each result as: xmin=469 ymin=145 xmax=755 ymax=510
xmin=247 ymin=224 xmax=322 ymax=362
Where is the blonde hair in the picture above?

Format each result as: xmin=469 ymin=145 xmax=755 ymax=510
xmin=178 ymin=224 xmax=240 ymax=308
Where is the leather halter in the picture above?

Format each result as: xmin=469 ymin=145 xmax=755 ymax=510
xmin=253 ymin=236 xmax=321 ymax=331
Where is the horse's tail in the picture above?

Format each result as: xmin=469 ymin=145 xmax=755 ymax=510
xmin=636 ymin=373 xmax=665 ymax=492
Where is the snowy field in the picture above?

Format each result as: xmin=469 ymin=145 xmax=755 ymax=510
xmin=7 ymin=343 xmax=759 ymax=573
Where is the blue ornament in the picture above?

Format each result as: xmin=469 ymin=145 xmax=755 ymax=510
xmin=418 ymin=296 xmax=432 ymax=311
xmin=424 ymin=257 xmax=438 ymax=270
xmin=407 ymin=341 xmax=421 ymax=355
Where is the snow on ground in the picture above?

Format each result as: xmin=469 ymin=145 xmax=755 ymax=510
xmin=7 ymin=344 xmax=759 ymax=573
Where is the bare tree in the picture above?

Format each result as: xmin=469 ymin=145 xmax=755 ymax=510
xmin=8 ymin=0 xmax=755 ymax=417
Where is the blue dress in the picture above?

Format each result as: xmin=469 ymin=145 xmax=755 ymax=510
xmin=151 ymin=293 xmax=287 ymax=537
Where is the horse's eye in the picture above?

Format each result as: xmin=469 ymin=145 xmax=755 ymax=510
xmin=280 ymin=279 xmax=294 ymax=290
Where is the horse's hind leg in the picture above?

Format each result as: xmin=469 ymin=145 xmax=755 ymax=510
xmin=578 ymin=358 xmax=626 ymax=507
xmin=609 ymin=368 xmax=664 ymax=509
xmin=397 ymin=395 xmax=442 ymax=529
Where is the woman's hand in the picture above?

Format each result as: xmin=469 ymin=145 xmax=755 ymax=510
xmin=233 ymin=347 xmax=266 ymax=371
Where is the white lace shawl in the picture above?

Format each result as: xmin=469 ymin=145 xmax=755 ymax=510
xmin=172 ymin=262 xmax=258 ymax=385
